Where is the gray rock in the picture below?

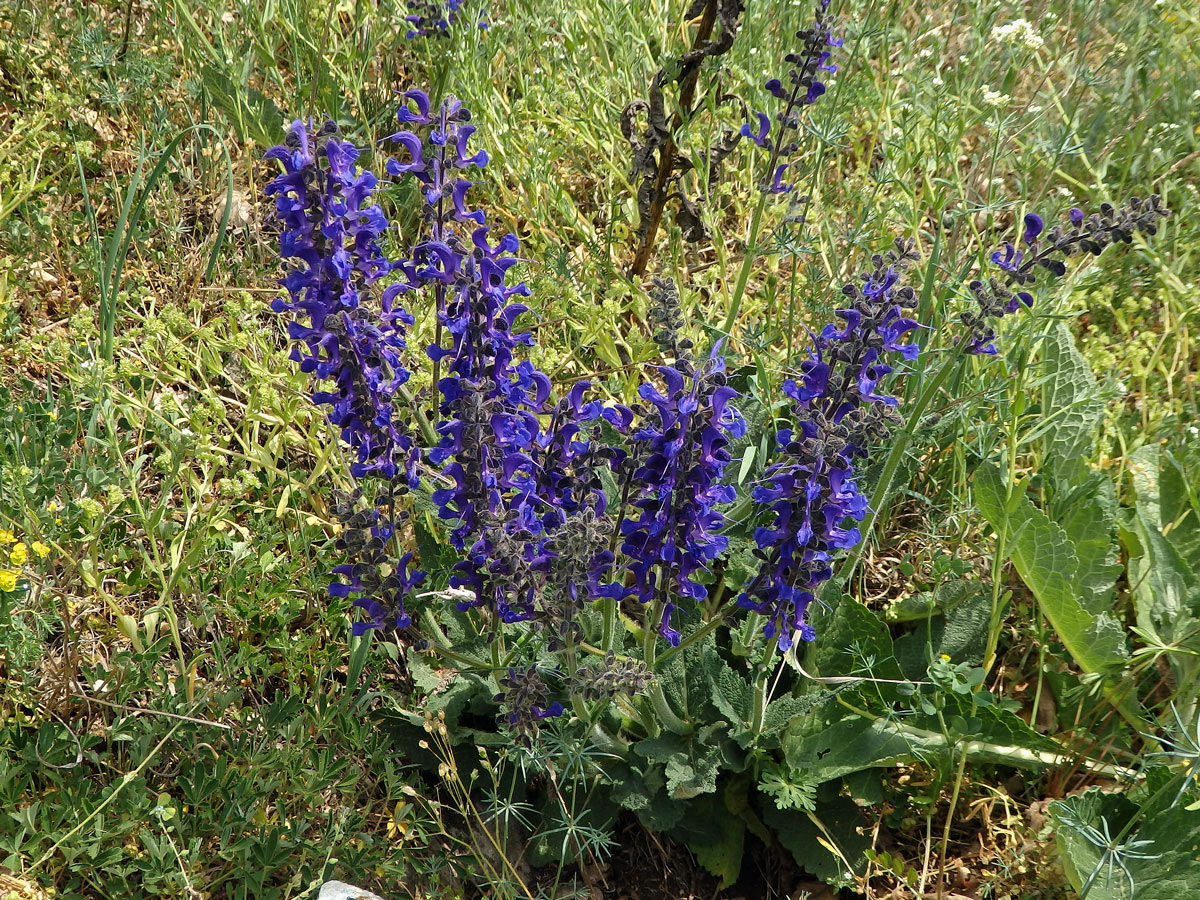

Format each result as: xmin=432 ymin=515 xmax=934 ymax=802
xmin=317 ymin=881 xmax=388 ymax=900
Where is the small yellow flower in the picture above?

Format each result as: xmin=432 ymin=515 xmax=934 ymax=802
xmin=0 ymin=529 xmax=13 ymax=545
xmin=48 ymin=409 xmax=58 ymax=421
xmin=0 ymin=569 xmax=17 ymax=592
xmin=47 ymin=501 xmax=60 ymax=514
xmin=9 ymin=543 xmax=27 ymax=566
xmin=939 ymin=653 xmax=951 ymax=662
xmin=32 ymin=541 xmax=51 ymax=559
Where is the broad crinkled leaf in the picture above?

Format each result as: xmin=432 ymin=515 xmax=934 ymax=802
xmin=1122 ymin=444 xmax=1200 ymax=690
xmin=762 ymin=794 xmax=871 ymax=881
xmin=761 ymin=687 xmax=848 ymax=740
xmin=1160 ymin=444 xmax=1200 ymax=568
xmin=975 ymin=463 xmax=1127 ymax=674
xmin=1053 ymin=786 xmax=1200 ymax=899
xmin=633 ymin=732 xmax=724 ymax=800
xmin=686 ymin=793 xmax=746 ymax=889
xmin=807 ymin=594 xmax=902 ymax=680
xmin=781 ymin=715 xmax=949 ymax=782
xmin=703 ymin=646 xmax=754 ymax=730
xmin=885 ymin=579 xmax=979 ymax=622
xmin=893 ymin=585 xmax=991 ymax=679
xmin=1040 ymin=321 xmax=1104 ymax=482
xmin=1052 ymin=472 xmax=1123 ymax=614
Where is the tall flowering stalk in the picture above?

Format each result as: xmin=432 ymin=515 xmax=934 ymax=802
xmin=738 ymin=0 xmax=840 ymax=196
xmin=739 ymin=241 xmax=921 ymax=649
xmin=604 ymin=278 xmax=746 ymax=647
xmin=265 ymin=118 xmax=425 ymax=633
xmin=963 ymin=198 xmax=1170 ymax=354
xmin=386 ymin=91 xmax=559 ymax=628
xmin=722 ymin=0 xmax=841 ymax=336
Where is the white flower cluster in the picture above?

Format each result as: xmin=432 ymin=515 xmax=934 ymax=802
xmin=981 ymin=84 xmax=1010 ymax=108
xmin=991 ymin=18 xmax=1045 ymax=51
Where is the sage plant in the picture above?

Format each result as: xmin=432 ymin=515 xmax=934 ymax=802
xmin=266 ymin=89 xmax=1169 ymax=737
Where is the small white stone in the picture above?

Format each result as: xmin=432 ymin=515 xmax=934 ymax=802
xmin=318 ymin=882 xmax=388 ymax=900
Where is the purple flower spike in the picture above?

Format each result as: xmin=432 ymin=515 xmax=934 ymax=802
xmin=265 ymin=118 xmax=419 ymax=485
xmin=265 ymin=120 xmax=429 ymax=638
xmin=387 ymin=90 xmax=610 ymax=642
xmin=742 ymin=1 xmax=840 ymax=195
xmin=969 ymin=197 xmax=1169 ymax=356
xmin=606 ymin=280 xmax=745 ymax=644
xmin=740 ymin=240 xmax=922 ymax=649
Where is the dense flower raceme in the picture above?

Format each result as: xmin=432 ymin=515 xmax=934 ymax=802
xmin=964 ymin=196 xmax=1170 ymax=354
xmin=739 ymin=241 xmax=923 ymax=649
xmin=740 ymin=0 xmax=841 ymax=194
xmin=386 ymin=91 xmax=628 ymax=643
xmin=265 ymin=119 xmax=427 ymax=635
xmin=389 ymin=92 xmax=539 ymax=602
xmin=603 ymin=279 xmax=747 ymax=645
xmin=265 ymin=119 xmax=420 ymax=484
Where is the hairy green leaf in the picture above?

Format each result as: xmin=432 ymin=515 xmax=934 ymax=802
xmin=892 ymin=583 xmax=991 ymax=680
xmin=1053 ymin=472 xmax=1123 ymax=614
xmin=762 ymin=794 xmax=871 ymax=882
xmin=975 ymin=463 xmax=1127 ymax=674
xmin=1039 ymin=321 xmax=1103 ymax=481
xmin=703 ymin=646 xmax=754 ymax=729
xmin=808 ymin=594 xmax=901 ymax=680
xmin=1122 ymin=444 xmax=1200 ymax=690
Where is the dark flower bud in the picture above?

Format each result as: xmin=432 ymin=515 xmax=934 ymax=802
xmin=495 ymin=665 xmax=564 ymax=745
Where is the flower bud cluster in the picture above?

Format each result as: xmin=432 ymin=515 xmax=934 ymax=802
xmin=965 ymin=197 xmax=1170 ymax=353
xmin=494 ymin=665 xmax=563 ymax=744
xmin=567 ymin=652 xmax=653 ymax=702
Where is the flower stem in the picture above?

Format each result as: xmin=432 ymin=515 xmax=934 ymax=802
xmin=644 ymin=599 xmax=692 ymax=734
xmin=835 ymin=331 xmax=973 ymax=587
xmin=721 ymin=190 xmax=771 ymax=337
